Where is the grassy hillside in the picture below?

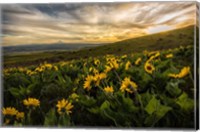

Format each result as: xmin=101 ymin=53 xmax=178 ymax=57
xmin=3 ymin=25 xmax=195 ymax=67
xmin=96 ymin=25 xmax=194 ymax=54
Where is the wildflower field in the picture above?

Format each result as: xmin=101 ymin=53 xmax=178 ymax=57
xmin=2 ymin=45 xmax=195 ymax=128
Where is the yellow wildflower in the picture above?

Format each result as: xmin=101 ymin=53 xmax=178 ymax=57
xmin=93 ymin=68 xmax=99 ymax=74
xmin=89 ymin=67 xmax=93 ymax=72
xmin=44 ymin=63 xmax=53 ymax=69
xmin=147 ymin=51 xmax=157 ymax=57
xmin=106 ymin=56 xmax=119 ymax=70
xmin=60 ymin=61 xmax=68 ymax=66
xmin=23 ymin=98 xmax=40 ymax=107
xmin=26 ymin=70 xmax=31 ymax=73
xmin=93 ymin=72 xmax=107 ymax=86
xmin=106 ymin=56 xmax=115 ymax=62
xmin=109 ymin=61 xmax=119 ymax=69
xmin=94 ymin=59 xmax=100 ymax=65
xmin=35 ymin=67 xmax=44 ymax=72
xmin=3 ymin=69 xmax=10 ymax=76
xmin=121 ymin=55 xmax=127 ymax=59
xmin=56 ymin=99 xmax=73 ymax=115
xmin=104 ymin=86 xmax=114 ymax=93
xmin=120 ymin=77 xmax=138 ymax=93
xmin=4 ymin=119 xmax=10 ymax=125
xmin=18 ymin=67 xmax=26 ymax=72
xmin=99 ymin=72 xmax=107 ymax=80
xmin=70 ymin=64 xmax=73 ymax=67
xmin=125 ymin=61 xmax=131 ymax=70
xmin=135 ymin=57 xmax=142 ymax=65
xmin=166 ymin=53 xmax=173 ymax=58
xmin=83 ymin=75 xmax=93 ymax=90
xmin=168 ymin=73 xmax=178 ymax=78
xmin=155 ymin=58 xmax=161 ymax=62
xmin=70 ymin=93 xmax=79 ymax=101
xmin=148 ymin=52 xmax=160 ymax=62
xmin=93 ymin=75 xmax=100 ymax=86
xmin=53 ymin=66 xmax=58 ymax=71
xmin=178 ymin=67 xmax=190 ymax=78
xmin=26 ymin=70 xmax=37 ymax=76
xmin=57 ymin=99 xmax=67 ymax=110
xmin=154 ymin=52 xmax=160 ymax=58
xmin=168 ymin=66 xmax=190 ymax=78
xmin=144 ymin=62 xmax=155 ymax=74
xmin=104 ymin=65 xmax=112 ymax=73
xmin=2 ymin=107 xmax=18 ymax=116
xmin=89 ymin=67 xmax=99 ymax=74
xmin=143 ymin=50 xmax=148 ymax=55
xmin=16 ymin=112 xmax=24 ymax=120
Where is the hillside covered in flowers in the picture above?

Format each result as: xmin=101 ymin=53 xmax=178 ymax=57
xmin=2 ymin=45 xmax=195 ymax=128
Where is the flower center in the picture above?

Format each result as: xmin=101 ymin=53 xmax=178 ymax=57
xmin=147 ymin=66 xmax=152 ymax=71
xmin=61 ymin=108 xmax=66 ymax=113
xmin=128 ymin=84 xmax=132 ymax=89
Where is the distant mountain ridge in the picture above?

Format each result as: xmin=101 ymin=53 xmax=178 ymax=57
xmin=3 ymin=43 xmax=102 ymax=55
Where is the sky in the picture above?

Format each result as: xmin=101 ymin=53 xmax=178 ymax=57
xmin=1 ymin=2 xmax=196 ymax=46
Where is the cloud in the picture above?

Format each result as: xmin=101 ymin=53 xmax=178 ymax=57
xmin=1 ymin=2 xmax=196 ymax=46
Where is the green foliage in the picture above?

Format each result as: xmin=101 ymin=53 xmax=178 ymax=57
xmin=79 ymin=95 xmax=97 ymax=107
xmin=100 ymin=100 xmax=110 ymax=110
xmin=176 ymin=92 xmax=194 ymax=112
xmin=166 ymin=81 xmax=182 ymax=97
xmin=145 ymin=96 xmax=172 ymax=126
xmin=2 ymin=45 xmax=194 ymax=128
xmin=58 ymin=114 xmax=71 ymax=126
xmin=44 ymin=108 xmax=57 ymax=126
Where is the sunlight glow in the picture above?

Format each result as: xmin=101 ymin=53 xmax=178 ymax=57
xmin=148 ymin=25 xmax=174 ymax=34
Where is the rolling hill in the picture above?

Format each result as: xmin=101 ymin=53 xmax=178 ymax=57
xmin=3 ymin=25 xmax=196 ymax=67
xmin=3 ymin=43 xmax=101 ymax=55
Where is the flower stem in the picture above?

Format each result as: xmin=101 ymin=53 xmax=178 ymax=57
xmin=114 ymin=70 xmax=122 ymax=82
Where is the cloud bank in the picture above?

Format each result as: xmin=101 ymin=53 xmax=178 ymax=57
xmin=1 ymin=2 xmax=196 ymax=46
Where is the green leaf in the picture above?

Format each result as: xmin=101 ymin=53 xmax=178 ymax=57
xmin=102 ymin=109 xmax=118 ymax=126
xmin=26 ymin=83 xmax=37 ymax=95
xmin=44 ymin=108 xmax=57 ymax=126
xmin=156 ymin=105 xmax=172 ymax=120
xmin=166 ymin=82 xmax=182 ymax=97
xmin=145 ymin=105 xmax=172 ymax=126
xmin=122 ymin=96 xmax=139 ymax=113
xmin=87 ymin=107 xmax=100 ymax=114
xmin=145 ymin=96 xmax=172 ymax=126
xmin=122 ymin=96 xmax=132 ymax=106
xmin=145 ymin=96 xmax=160 ymax=115
xmin=20 ymin=76 xmax=31 ymax=85
xmin=100 ymin=100 xmax=110 ymax=110
xmin=141 ymin=92 xmax=152 ymax=107
xmin=8 ymin=87 xmax=21 ymax=98
xmin=79 ymin=95 xmax=97 ymax=107
xmin=176 ymin=92 xmax=194 ymax=111
xmin=19 ymin=86 xmax=27 ymax=96
xmin=144 ymin=114 xmax=156 ymax=126
xmin=58 ymin=113 xmax=70 ymax=126
xmin=58 ymin=75 xmax=66 ymax=84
